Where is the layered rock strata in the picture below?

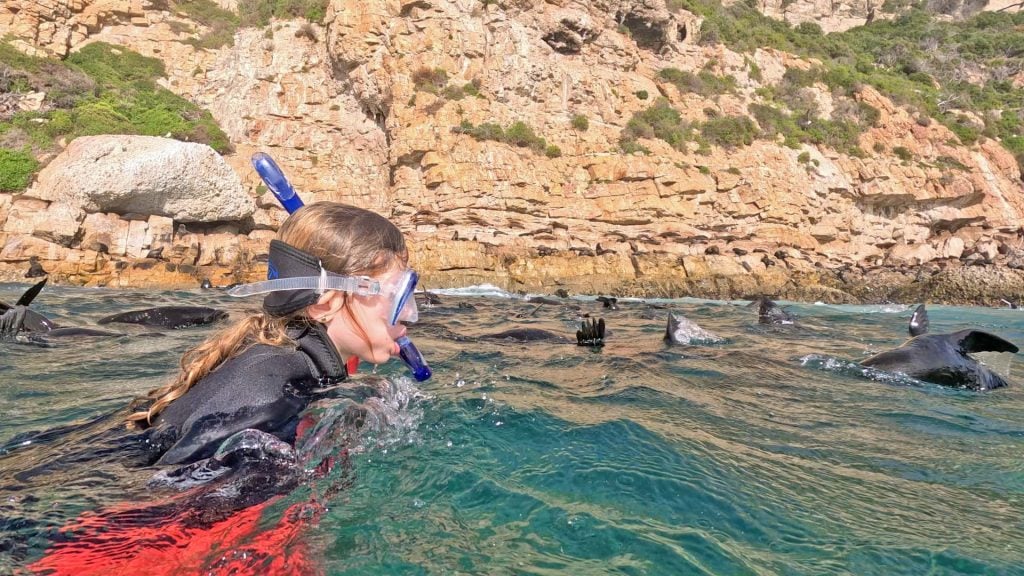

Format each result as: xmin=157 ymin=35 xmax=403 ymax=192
xmin=0 ymin=0 xmax=1022 ymax=305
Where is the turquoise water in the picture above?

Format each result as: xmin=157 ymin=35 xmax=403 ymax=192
xmin=1 ymin=283 xmax=1023 ymax=575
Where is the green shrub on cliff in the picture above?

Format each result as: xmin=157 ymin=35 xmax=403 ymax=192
xmin=747 ymin=100 xmax=869 ymax=155
xmin=453 ymin=120 xmax=553 ymax=155
xmin=236 ymin=0 xmax=330 ymax=26
xmin=66 ymin=42 xmax=166 ymax=84
xmin=175 ymin=0 xmax=239 ymax=48
xmin=620 ymin=98 xmax=692 ymax=152
xmin=698 ymin=115 xmax=758 ymax=148
xmin=0 ymin=148 xmax=38 ymax=191
xmin=674 ymin=0 xmax=1024 ymax=172
xmin=658 ymin=67 xmax=737 ymax=98
xmin=0 ymin=41 xmax=232 ymax=191
xmin=412 ymin=67 xmax=449 ymax=94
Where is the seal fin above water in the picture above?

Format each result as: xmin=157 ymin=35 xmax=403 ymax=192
xmin=577 ymin=317 xmax=605 ymax=347
xmin=908 ymin=304 xmax=928 ymax=337
xmin=15 ymin=278 xmax=48 ymax=307
xmin=665 ymin=312 xmax=724 ymax=345
xmin=664 ymin=314 xmax=677 ymax=342
xmin=954 ymin=330 xmax=1019 ymax=354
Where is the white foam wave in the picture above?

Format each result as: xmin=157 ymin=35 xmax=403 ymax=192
xmin=428 ymin=284 xmax=517 ymax=298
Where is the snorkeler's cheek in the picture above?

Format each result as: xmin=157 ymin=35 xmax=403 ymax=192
xmin=354 ymin=301 xmax=399 ymax=363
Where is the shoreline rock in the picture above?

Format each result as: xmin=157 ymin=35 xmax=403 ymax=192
xmin=2 ymin=2 xmax=1023 ymax=310
xmin=1 ymin=251 xmax=1021 ymax=307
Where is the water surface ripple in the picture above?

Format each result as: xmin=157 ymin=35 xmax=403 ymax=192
xmin=1 ymin=284 xmax=1022 ymax=575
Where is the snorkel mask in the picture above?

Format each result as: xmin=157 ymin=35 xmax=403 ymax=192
xmin=229 ymin=153 xmax=432 ymax=381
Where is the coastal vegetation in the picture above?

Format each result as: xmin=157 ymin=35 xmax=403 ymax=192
xmin=618 ymin=99 xmax=762 ymax=154
xmin=173 ymin=0 xmax=330 ymax=49
xmin=0 ymin=41 xmax=230 ymax=191
xmin=453 ymin=120 xmax=560 ymax=157
xmin=658 ymin=67 xmax=738 ymax=98
xmin=411 ymin=68 xmax=484 ymax=105
xmin=0 ymin=148 xmax=37 ymax=191
xmin=671 ymin=0 xmax=1024 ymax=169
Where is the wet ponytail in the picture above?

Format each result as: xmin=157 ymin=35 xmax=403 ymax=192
xmin=127 ymin=313 xmax=297 ymax=428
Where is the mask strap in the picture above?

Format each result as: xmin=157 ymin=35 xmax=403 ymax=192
xmin=317 ymin=261 xmax=328 ymax=295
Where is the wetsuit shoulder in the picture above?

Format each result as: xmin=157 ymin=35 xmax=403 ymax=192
xmin=152 ymin=325 xmax=347 ymax=465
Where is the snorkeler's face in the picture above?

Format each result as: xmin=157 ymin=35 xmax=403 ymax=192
xmin=321 ymin=267 xmax=411 ymax=365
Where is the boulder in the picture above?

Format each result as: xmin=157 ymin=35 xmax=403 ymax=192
xmin=887 ymin=243 xmax=937 ymax=266
xmin=939 ymin=236 xmax=965 ymax=259
xmin=0 ymin=235 xmax=69 ymax=262
xmin=26 ymin=135 xmax=255 ymax=222
xmin=2 ymin=197 xmax=48 ymax=235
xmin=79 ymin=213 xmax=130 ymax=256
xmin=973 ymin=239 xmax=1001 ymax=262
xmin=145 ymin=215 xmax=175 ymax=256
xmin=33 ymin=203 xmax=84 ymax=247
xmin=126 ymin=219 xmax=149 ymax=259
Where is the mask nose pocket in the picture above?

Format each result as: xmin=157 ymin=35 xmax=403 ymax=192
xmin=387 ymin=270 xmax=419 ymax=325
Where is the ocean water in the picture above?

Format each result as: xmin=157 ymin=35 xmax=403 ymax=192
xmin=1 ymin=282 xmax=1023 ymax=575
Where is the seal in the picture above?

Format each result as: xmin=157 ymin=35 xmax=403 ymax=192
xmin=860 ymin=304 xmax=1018 ymax=390
xmin=1 ymin=279 xmax=122 ymax=341
xmin=479 ymin=328 xmax=570 ymax=342
xmin=98 ymin=306 xmax=228 ymax=329
xmin=665 ymin=313 xmax=723 ymax=345
xmin=0 ymin=279 xmax=59 ymax=335
xmin=753 ymin=297 xmax=795 ymax=325
xmin=25 ymin=256 xmax=48 ymax=279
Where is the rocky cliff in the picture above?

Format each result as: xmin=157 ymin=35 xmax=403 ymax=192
xmin=1 ymin=0 xmax=1023 ymax=304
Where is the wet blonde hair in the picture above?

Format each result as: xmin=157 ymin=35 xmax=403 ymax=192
xmin=127 ymin=202 xmax=408 ymax=428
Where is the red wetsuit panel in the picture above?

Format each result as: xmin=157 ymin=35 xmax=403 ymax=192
xmin=27 ymin=498 xmax=321 ymax=576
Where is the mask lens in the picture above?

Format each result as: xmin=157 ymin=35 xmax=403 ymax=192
xmin=388 ymin=269 xmax=419 ymax=325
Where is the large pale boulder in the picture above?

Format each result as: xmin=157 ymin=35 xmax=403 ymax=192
xmin=26 ymin=135 xmax=255 ymax=222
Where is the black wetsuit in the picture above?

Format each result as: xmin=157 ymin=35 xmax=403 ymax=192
xmin=147 ymin=322 xmax=348 ymax=466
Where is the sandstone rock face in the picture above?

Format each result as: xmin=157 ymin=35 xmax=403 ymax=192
xmin=0 ymin=0 xmax=1023 ymax=303
xmin=26 ymin=135 xmax=255 ymax=222
xmin=0 ymin=0 xmax=149 ymax=57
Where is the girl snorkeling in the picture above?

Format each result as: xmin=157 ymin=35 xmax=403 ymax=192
xmin=127 ymin=201 xmax=423 ymax=465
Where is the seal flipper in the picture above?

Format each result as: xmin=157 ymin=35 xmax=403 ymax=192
xmin=954 ymin=330 xmax=1019 ymax=354
xmin=1 ymin=278 xmax=58 ymax=332
xmin=577 ymin=317 xmax=605 ymax=347
xmin=908 ymin=304 xmax=929 ymax=337
xmin=16 ymin=278 xmax=48 ymax=306
xmin=0 ymin=306 xmax=28 ymax=340
xmin=664 ymin=314 xmax=678 ymax=342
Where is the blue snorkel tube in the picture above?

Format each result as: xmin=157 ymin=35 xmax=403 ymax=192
xmin=251 ymin=152 xmax=432 ymax=382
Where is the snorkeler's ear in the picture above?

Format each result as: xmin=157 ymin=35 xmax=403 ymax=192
xmin=306 ymin=291 xmax=347 ymax=323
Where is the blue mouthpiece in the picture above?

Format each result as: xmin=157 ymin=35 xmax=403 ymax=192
xmin=252 ymin=152 xmax=305 ymax=215
xmin=396 ymin=336 xmax=432 ymax=382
